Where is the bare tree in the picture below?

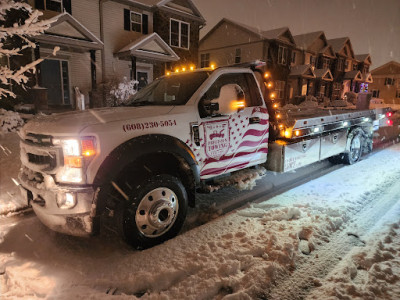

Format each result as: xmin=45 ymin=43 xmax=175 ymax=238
xmin=0 ymin=0 xmax=53 ymax=99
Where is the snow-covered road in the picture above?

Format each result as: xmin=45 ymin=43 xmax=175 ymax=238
xmin=1 ymin=143 xmax=400 ymax=299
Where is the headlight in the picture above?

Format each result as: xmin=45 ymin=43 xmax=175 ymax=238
xmin=53 ymin=137 xmax=97 ymax=184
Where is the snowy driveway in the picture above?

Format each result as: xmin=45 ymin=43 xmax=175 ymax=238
xmin=1 ymin=143 xmax=400 ymax=299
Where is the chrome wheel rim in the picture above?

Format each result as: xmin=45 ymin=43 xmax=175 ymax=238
xmin=136 ymin=187 xmax=179 ymax=238
xmin=350 ymin=135 xmax=361 ymax=161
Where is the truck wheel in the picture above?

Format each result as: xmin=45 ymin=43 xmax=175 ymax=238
xmin=121 ymin=174 xmax=188 ymax=249
xmin=343 ymin=128 xmax=364 ymax=165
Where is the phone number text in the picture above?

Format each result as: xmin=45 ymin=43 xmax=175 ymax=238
xmin=123 ymin=120 xmax=177 ymax=132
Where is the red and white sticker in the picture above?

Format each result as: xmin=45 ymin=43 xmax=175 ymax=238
xmin=204 ymin=120 xmax=230 ymax=159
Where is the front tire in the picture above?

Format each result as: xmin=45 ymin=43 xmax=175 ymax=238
xmin=121 ymin=174 xmax=188 ymax=249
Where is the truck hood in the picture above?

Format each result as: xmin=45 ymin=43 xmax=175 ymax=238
xmin=22 ymin=106 xmax=174 ymax=135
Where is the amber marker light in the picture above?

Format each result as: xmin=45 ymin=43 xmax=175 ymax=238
xmin=64 ymin=156 xmax=82 ymax=168
xmin=284 ymin=130 xmax=292 ymax=138
xmin=270 ymin=92 xmax=276 ymax=99
xmin=276 ymin=113 xmax=281 ymax=119
xmin=190 ymin=65 xmax=195 ymax=71
xmin=210 ymin=63 xmax=216 ymax=70
xmin=273 ymin=103 xmax=278 ymax=108
xmin=294 ymin=130 xmax=300 ymax=137
xmin=182 ymin=67 xmax=186 ymax=72
xmin=231 ymin=100 xmax=246 ymax=110
xmin=175 ymin=68 xmax=179 ymax=73
xmin=82 ymin=138 xmax=96 ymax=157
xmin=264 ymin=72 xmax=270 ymax=79
xmin=267 ymin=82 xmax=273 ymax=88
xmin=166 ymin=71 xmax=171 ymax=76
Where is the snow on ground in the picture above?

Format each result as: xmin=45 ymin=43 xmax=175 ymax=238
xmin=0 ymin=132 xmax=27 ymax=215
xmin=0 ymin=138 xmax=399 ymax=298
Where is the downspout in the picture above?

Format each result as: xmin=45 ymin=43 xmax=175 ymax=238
xmin=99 ymin=0 xmax=110 ymax=83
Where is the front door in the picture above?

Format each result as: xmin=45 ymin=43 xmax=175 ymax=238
xmin=137 ymin=71 xmax=149 ymax=90
xmin=41 ymin=59 xmax=70 ymax=105
xmin=196 ymin=72 xmax=269 ymax=179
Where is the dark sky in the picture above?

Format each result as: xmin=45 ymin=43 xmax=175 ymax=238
xmin=192 ymin=0 xmax=400 ymax=69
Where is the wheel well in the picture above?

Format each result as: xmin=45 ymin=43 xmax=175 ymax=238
xmin=111 ymin=152 xmax=196 ymax=209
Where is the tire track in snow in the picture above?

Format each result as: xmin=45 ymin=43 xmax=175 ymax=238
xmin=267 ymin=171 xmax=400 ymax=300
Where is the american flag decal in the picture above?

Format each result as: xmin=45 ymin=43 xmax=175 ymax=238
xmin=199 ymin=106 xmax=269 ymax=178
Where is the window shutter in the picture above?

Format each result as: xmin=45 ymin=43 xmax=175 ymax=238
xmin=35 ymin=0 xmax=45 ymax=10
xmin=124 ymin=9 xmax=130 ymax=31
xmin=63 ymin=0 xmax=72 ymax=14
xmin=142 ymin=14 xmax=148 ymax=34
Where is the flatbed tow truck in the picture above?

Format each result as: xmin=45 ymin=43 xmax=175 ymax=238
xmin=18 ymin=61 xmax=393 ymax=248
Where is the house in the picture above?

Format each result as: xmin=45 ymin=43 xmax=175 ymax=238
xmin=198 ymin=18 xmax=296 ymax=105
xmin=23 ymin=0 xmax=205 ymax=109
xmin=355 ymin=54 xmax=373 ymax=93
xmin=291 ymin=31 xmax=335 ymax=101
xmin=369 ymin=61 xmax=400 ymax=104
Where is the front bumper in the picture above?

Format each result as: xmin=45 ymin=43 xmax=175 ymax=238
xmin=18 ymin=168 xmax=97 ymax=237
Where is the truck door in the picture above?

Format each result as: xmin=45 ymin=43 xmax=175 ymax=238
xmin=196 ymin=72 xmax=269 ymax=179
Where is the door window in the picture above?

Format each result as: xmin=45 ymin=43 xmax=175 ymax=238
xmin=41 ymin=59 xmax=70 ymax=105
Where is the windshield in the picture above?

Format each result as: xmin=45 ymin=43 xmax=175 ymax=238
xmin=127 ymin=71 xmax=210 ymax=106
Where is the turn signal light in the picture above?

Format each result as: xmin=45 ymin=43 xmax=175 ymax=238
xmin=64 ymin=156 xmax=82 ymax=168
xmin=82 ymin=138 xmax=96 ymax=157
xmin=232 ymin=100 xmax=246 ymax=110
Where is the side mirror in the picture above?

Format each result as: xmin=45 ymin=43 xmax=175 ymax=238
xmin=211 ymin=84 xmax=245 ymax=115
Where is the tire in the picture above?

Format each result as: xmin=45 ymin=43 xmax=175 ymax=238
xmin=343 ymin=128 xmax=364 ymax=165
xmin=120 ymin=174 xmax=188 ymax=249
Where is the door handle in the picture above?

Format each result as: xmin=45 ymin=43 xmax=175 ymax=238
xmin=249 ymin=117 xmax=260 ymax=124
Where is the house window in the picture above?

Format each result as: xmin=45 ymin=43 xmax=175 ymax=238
xmin=332 ymin=82 xmax=341 ymax=99
xmin=310 ymin=56 xmax=316 ymax=67
xmin=322 ymin=58 xmax=330 ymax=69
xmin=344 ymin=60 xmax=349 ymax=70
xmin=200 ymin=53 xmax=210 ymax=68
xmin=372 ymin=89 xmax=380 ymax=98
xmin=130 ymin=12 xmax=142 ymax=33
xmin=384 ymin=77 xmax=395 ymax=85
xmin=278 ymin=46 xmax=288 ymax=65
xmin=353 ymin=63 xmax=358 ymax=71
xmin=35 ymin=0 xmax=63 ymax=12
xmin=396 ymin=90 xmax=400 ymax=98
xmin=275 ymin=80 xmax=285 ymax=99
xmin=291 ymin=52 xmax=296 ymax=63
xmin=337 ymin=58 xmax=344 ymax=71
xmin=170 ymin=19 xmax=189 ymax=49
xmin=235 ymin=48 xmax=241 ymax=64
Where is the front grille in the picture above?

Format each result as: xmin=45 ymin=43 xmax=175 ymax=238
xmin=25 ymin=133 xmax=53 ymax=146
xmin=28 ymin=153 xmax=56 ymax=168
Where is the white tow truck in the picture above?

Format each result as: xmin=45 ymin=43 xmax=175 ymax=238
xmin=18 ymin=62 xmax=392 ymax=248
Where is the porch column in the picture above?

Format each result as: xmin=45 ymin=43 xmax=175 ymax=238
xmin=34 ymin=42 xmax=42 ymax=86
xmin=131 ymin=55 xmax=137 ymax=81
xmin=90 ymin=50 xmax=97 ymax=91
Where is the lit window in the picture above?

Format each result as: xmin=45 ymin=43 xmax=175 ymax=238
xmin=170 ymin=19 xmax=190 ymax=49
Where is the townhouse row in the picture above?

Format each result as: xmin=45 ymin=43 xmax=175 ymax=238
xmin=19 ymin=0 xmax=205 ymax=109
xmin=198 ymin=18 xmax=374 ymax=106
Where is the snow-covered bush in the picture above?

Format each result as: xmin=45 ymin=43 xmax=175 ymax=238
xmin=0 ymin=0 xmax=53 ymax=99
xmin=0 ymin=108 xmax=24 ymax=132
xmin=109 ymin=77 xmax=139 ymax=106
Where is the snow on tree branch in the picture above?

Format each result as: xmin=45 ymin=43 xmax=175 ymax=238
xmin=0 ymin=0 xmax=54 ymax=99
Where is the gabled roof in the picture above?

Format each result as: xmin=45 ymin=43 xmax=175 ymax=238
xmin=371 ymin=61 xmax=400 ymax=75
xmin=355 ymin=54 xmax=371 ymax=64
xmin=262 ymin=27 xmax=295 ymax=46
xmin=314 ymin=68 xmax=333 ymax=81
xmin=319 ymin=45 xmax=336 ymax=58
xmin=327 ymin=37 xmax=348 ymax=53
xmin=362 ymin=73 xmax=373 ymax=83
xmin=293 ymin=31 xmax=324 ymax=51
xmin=35 ymin=12 xmax=103 ymax=51
xmin=116 ymin=32 xmax=180 ymax=62
xmin=344 ymin=70 xmax=363 ymax=81
xmin=289 ymin=64 xmax=315 ymax=78
xmin=200 ymin=18 xmax=264 ymax=45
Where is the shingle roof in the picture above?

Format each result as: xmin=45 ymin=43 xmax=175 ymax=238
xmin=293 ymin=31 xmax=324 ymax=50
xmin=262 ymin=27 xmax=291 ymax=40
xmin=289 ymin=64 xmax=315 ymax=77
xmin=327 ymin=37 xmax=348 ymax=53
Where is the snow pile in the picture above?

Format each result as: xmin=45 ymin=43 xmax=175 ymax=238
xmin=0 ymin=109 xmax=24 ymax=133
xmin=109 ymin=77 xmax=139 ymax=106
